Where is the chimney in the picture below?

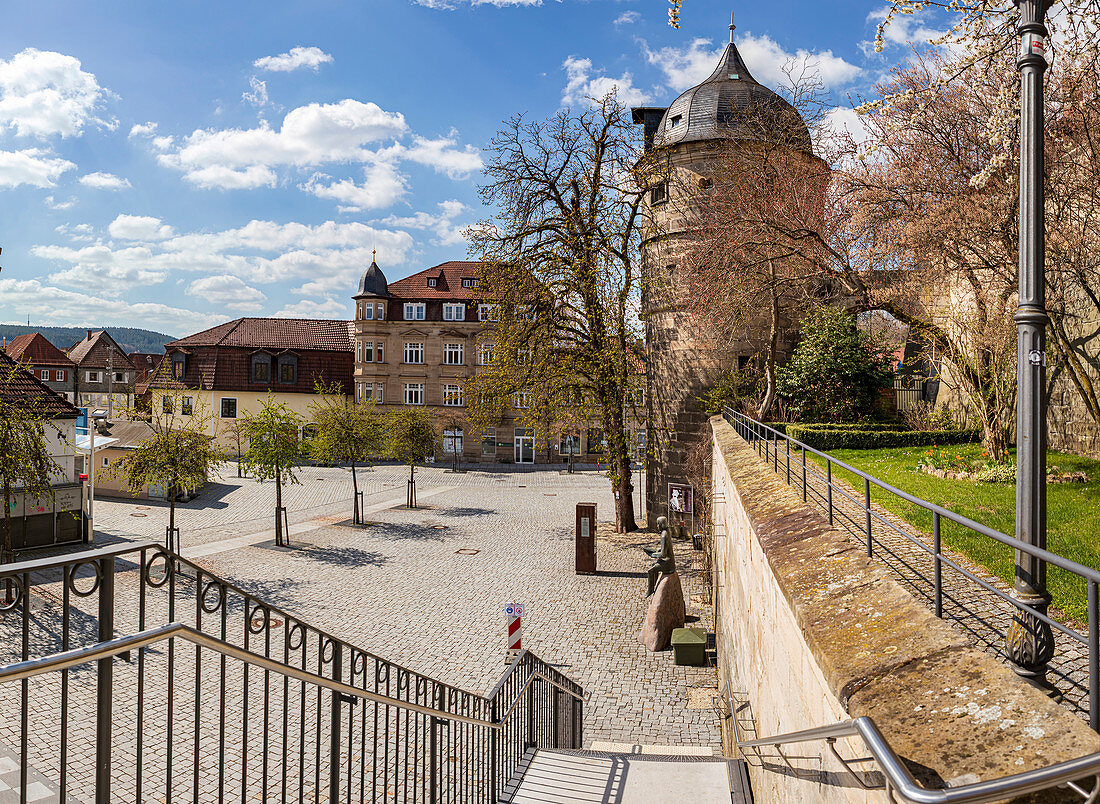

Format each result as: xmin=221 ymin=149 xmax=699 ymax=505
xmin=87 ymin=330 xmax=93 ymax=340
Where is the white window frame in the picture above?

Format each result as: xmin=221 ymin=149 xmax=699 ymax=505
xmin=442 ymin=383 xmax=464 ymax=407
xmin=478 ymin=343 xmax=494 ymax=366
xmin=443 ymin=343 xmax=464 ymax=366
xmin=39 ymin=369 xmax=50 ymax=380
xmin=559 ymin=433 xmax=582 ymax=455
xmin=356 ymin=341 xmax=364 ymax=362
xmin=86 ymin=370 xmax=102 ymax=383
xmin=478 ymin=304 xmax=499 ymax=322
xmin=375 ymin=382 xmax=384 ymax=403
xmin=481 ymin=429 xmax=497 ymax=456
xmin=404 ymin=303 xmax=426 ymax=321
xmin=513 ymin=392 xmax=531 ymax=409
xmin=404 ymin=342 xmax=424 ymax=365
xmin=55 ymin=369 xmax=66 ymax=382
xmin=113 ymin=371 xmax=126 ymax=383
xmin=376 ymin=302 xmax=385 ymax=320
xmin=442 ymin=428 xmax=463 ymax=454
xmin=403 ymin=383 xmax=424 ymax=405
xmin=182 ymin=396 xmax=193 ymax=416
xmin=356 ymin=383 xmax=364 ymax=403
xmin=221 ymin=397 xmax=238 ymax=419
xmin=443 ymin=303 xmax=466 ymax=322
xmin=375 ymin=342 xmax=385 ymax=363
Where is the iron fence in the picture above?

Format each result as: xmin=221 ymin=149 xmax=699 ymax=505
xmin=0 ymin=542 xmax=582 ymax=802
xmin=722 ymin=408 xmax=1100 ymax=732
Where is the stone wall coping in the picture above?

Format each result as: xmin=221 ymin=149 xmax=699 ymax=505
xmin=711 ymin=414 xmax=1100 ymax=796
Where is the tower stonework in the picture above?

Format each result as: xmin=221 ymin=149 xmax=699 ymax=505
xmin=634 ymin=26 xmax=813 ymax=528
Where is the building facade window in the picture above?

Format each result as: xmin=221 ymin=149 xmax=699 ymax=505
xmin=113 ymin=371 xmax=126 ymax=383
xmin=559 ymin=433 xmax=582 ymax=456
xmin=586 ymin=428 xmax=606 ymax=454
xmin=376 ymin=302 xmax=385 ymax=320
xmin=478 ymin=343 xmax=494 ymax=366
xmin=55 ymin=370 xmax=66 ymax=382
xmin=221 ymin=398 xmax=237 ymax=418
xmin=443 ymin=303 xmax=465 ymax=321
xmin=404 ymin=343 xmax=424 ymax=364
xmin=181 ymin=396 xmax=193 ymax=416
xmin=252 ymin=353 xmax=271 ymax=382
xmin=278 ymin=355 xmax=297 ymax=384
xmin=356 ymin=341 xmax=364 ymax=362
xmin=375 ymin=342 xmax=385 ymax=363
xmin=356 ymin=383 xmax=364 ymax=403
xmin=163 ymin=397 xmax=174 ymax=414
xmin=362 ymin=303 xmax=374 ymax=320
xmin=443 ymin=428 xmax=463 ymax=454
xmin=513 ymin=392 xmax=532 ymax=409
xmin=404 ymin=303 xmax=426 ymax=321
xmin=481 ymin=428 xmax=496 ymax=456
xmin=461 ymin=277 xmax=478 ymax=288
xmin=86 ymin=370 xmax=102 ymax=383
xmin=171 ymin=354 xmax=186 ymax=380
xmin=39 ymin=369 xmax=49 ymax=380
xmin=442 ymin=384 xmax=464 ymax=406
xmin=650 ymin=182 xmax=668 ymax=205
xmin=443 ymin=343 xmax=464 ymax=365
xmin=403 ymin=383 xmax=424 ymax=405
xmin=478 ymin=304 xmax=499 ymax=322
xmin=427 ymin=278 xmax=438 ymax=287
xmin=375 ymin=382 xmax=384 ymax=403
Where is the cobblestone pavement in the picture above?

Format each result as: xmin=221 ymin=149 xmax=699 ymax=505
xmin=750 ymin=437 xmax=1091 ymax=722
xmin=0 ymin=463 xmax=719 ymax=800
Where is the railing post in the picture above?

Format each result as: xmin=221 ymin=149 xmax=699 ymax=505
xmin=785 ymin=438 xmax=790 ymax=485
xmin=826 ymin=461 xmax=833 ymax=527
xmin=95 ymin=557 xmax=115 ymax=804
xmin=430 ymin=685 xmax=442 ymax=804
xmin=801 ymin=445 xmax=807 ymax=503
xmin=1090 ymin=581 xmax=1098 ymax=732
xmin=864 ymin=478 xmax=873 ymax=556
xmin=327 ymin=641 xmax=342 ymax=802
xmin=934 ymin=513 xmax=943 ymax=619
xmin=525 ymin=675 xmax=537 ymax=750
xmin=489 ymin=698 xmax=499 ymax=802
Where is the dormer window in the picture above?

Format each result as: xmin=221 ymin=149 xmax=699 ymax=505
xmin=427 ymin=278 xmax=438 ymax=287
xmin=669 ymin=115 xmax=682 ymax=128
xmin=278 ymin=354 xmax=298 ymax=384
xmin=171 ymin=353 xmax=187 ymax=380
xmin=461 ymin=277 xmax=478 ymax=288
xmin=728 ymin=73 xmax=740 ymax=80
xmin=251 ymin=353 xmax=272 ymax=383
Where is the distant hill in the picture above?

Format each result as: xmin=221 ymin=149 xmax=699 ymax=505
xmin=0 ymin=325 xmax=176 ymax=355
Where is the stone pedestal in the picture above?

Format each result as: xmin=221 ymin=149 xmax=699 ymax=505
xmin=639 ymin=572 xmax=686 ymax=651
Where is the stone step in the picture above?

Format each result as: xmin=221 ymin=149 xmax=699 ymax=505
xmin=503 ymin=748 xmax=745 ymax=803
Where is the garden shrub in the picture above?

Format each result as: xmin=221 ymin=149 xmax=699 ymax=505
xmin=764 ymin=421 xmax=908 ymax=434
xmin=784 ymin=426 xmax=980 ymax=451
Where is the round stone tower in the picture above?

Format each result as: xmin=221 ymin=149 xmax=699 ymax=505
xmin=633 ymin=21 xmax=813 ymax=528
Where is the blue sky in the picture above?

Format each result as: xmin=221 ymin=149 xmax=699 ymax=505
xmin=0 ymin=0 xmax=938 ymax=338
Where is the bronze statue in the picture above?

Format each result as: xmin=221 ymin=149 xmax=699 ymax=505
xmin=644 ymin=516 xmax=676 ymax=596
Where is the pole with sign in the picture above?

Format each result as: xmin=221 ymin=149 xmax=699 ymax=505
xmin=505 ymin=603 xmax=525 ymax=659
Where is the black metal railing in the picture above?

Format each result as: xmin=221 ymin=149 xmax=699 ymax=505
xmin=722 ymin=408 xmax=1100 ymax=731
xmin=0 ymin=542 xmax=583 ymax=802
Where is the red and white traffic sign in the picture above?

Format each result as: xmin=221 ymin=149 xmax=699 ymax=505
xmin=505 ymin=603 xmax=525 ymax=651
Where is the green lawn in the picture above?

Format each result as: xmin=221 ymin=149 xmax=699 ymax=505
xmin=804 ymin=443 xmax=1100 ymax=622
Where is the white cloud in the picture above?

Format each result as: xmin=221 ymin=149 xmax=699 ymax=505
xmin=242 ymin=76 xmax=269 ymax=109
xmin=187 ymin=274 xmax=267 ymax=312
xmin=78 ymin=171 xmax=131 ymax=190
xmin=614 ymin=11 xmax=640 ymax=27
xmin=394 ymin=135 xmax=483 ymax=178
xmin=414 ymin=0 xmax=540 ymax=7
xmin=0 ymin=277 xmax=220 ymax=334
xmin=562 ymin=56 xmax=651 ymax=107
xmin=0 ymin=48 xmax=112 ymax=138
xmin=822 ymin=106 xmax=871 ymax=146
xmin=129 ymin=121 xmax=158 ymax=138
xmin=379 ymin=199 xmax=471 ymax=247
xmin=644 ymin=34 xmax=861 ymax=93
xmin=0 ymin=148 xmax=75 ymax=187
xmin=44 ymin=195 xmax=75 ymax=210
xmin=865 ymin=6 xmax=946 ymax=53
xmin=108 ymin=214 xmax=175 ymax=241
xmin=274 ymin=297 xmax=348 ymax=318
xmin=158 ymin=99 xmax=408 ymax=188
xmin=37 ymin=243 xmax=171 ymax=290
xmin=253 ymin=46 xmax=334 ymax=73
xmin=302 ymin=161 xmax=407 ymax=211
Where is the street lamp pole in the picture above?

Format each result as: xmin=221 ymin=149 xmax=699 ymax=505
xmin=1007 ymin=0 xmax=1057 ymax=693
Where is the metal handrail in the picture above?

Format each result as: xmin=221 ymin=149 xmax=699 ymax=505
xmin=0 ymin=621 xmax=583 ymax=730
xmin=722 ymin=409 xmax=1100 ymax=585
xmin=733 ymin=712 xmax=1100 ymax=803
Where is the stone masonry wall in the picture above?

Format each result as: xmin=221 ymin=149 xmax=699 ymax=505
xmin=710 ymin=414 xmax=1100 ymax=802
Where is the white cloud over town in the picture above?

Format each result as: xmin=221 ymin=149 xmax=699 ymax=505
xmin=0 ymin=148 xmax=75 ymax=187
xmin=253 ymin=46 xmax=334 ymax=73
xmin=0 ymin=48 xmax=114 ymax=139
xmin=562 ymin=56 xmax=651 ymax=107
xmin=379 ymin=199 xmax=472 ymax=247
xmin=414 ymin=0 xmax=541 ymax=8
xmin=78 ymin=171 xmax=131 ymax=190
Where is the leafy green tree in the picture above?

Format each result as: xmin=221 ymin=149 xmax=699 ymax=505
xmin=308 ymin=381 xmax=383 ymax=523
xmin=0 ymin=357 xmax=64 ymax=564
xmin=776 ymin=307 xmax=893 ymax=423
xmin=240 ymin=396 xmax=303 ymax=546
xmin=116 ymin=382 xmax=225 ymax=551
xmin=384 ymin=407 xmax=437 ymax=508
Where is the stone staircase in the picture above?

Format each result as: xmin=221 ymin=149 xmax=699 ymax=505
xmin=502 ymin=746 xmax=749 ymax=803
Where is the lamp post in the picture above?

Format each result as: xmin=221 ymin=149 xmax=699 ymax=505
xmin=1007 ymin=0 xmax=1057 ymax=693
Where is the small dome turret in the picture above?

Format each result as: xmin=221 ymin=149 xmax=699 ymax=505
xmin=355 ymin=252 xmax=389 ymax=298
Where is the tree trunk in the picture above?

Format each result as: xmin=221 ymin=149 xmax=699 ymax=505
xmin=757 ymin=271 xmax=781 ymax=420
xmin=351 ymin=462 xmax=359 ymax=524
xmin=407 ymin=464 xmax=416 ymax=509
xmin=275 ymin=466 xmax=283 ymax=546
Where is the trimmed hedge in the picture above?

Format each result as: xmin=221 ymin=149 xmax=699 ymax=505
xmin=765 ymin=421 xmax=908 ymax=434
xmin=784 ymin=426 xmax=981 ymax=451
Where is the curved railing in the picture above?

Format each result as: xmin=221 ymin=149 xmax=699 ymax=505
xmin=0 ymin=542 xmax=583 ymax=802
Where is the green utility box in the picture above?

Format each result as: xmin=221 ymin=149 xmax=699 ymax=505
xmin=671 ymin=627 xmax=707 ymax=666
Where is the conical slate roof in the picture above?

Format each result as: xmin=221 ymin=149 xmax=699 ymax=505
xmin=655 ymin=28 xmax=811 ymax=152
xmin=355 ymin=258 xmax=389 ymax=298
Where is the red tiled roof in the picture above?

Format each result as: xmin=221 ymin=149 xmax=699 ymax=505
xmin=5 ymin=333 xmax=75 ymax=368
xmin=387 ymin=261 xmax=486 ymax=301
xmin=168 ymin=318 xmax=354 ymax=351
xmin=0 ymin=353 xmax=79 ymax=418
xmin=68 ymin=331 xmax=137 ymax=370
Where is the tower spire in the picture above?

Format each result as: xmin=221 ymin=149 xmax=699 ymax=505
xmin=729 ymin=11 xmax=736 ymax=42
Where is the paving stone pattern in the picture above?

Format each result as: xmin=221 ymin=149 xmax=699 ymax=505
xmin=0 ymin=464 xmax=718 ymax=800
xmin=752 ymin=437 xmax=1091 ymax=723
